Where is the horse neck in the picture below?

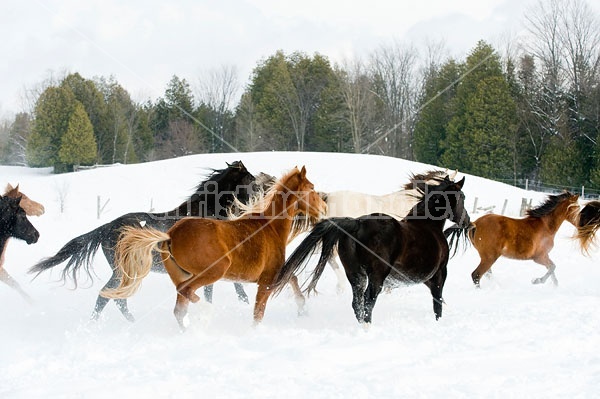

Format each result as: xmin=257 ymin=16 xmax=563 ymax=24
xmin=259 ymin=192 xmax=296 ymax=241
xmin=541 ymin=203 xmax=573 ymax=232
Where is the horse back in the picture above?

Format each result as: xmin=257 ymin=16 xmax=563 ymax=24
xmin=471 ymin=214 xmax=547 ymax=259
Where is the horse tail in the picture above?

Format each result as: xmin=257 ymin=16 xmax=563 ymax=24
xmin=28 ymin=225 xmax=110 ymax=286
xmin=575 ymin=201 xmax=600 ymax=255
xmin=28 ymin=213 xmax=153 ymax=287
xmin=272 ymin=217 xmax=359 ymax=296
xmin=101 ymin=226 xmax=170 ymax=299
xmin=443 ymin=222 xmax=474 ymax=258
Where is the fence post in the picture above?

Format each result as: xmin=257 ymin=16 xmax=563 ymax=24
xmin=520 ymin=198 xmax=529 ymax=216
xmin=501 ymin=199 xmax=508 ymax=215
xmin=472 ymin=197 xmax=478 ymax=214
xmin=582 ymin=186 xmax=585 ymax=198
xmin=525 ymin=179 xmax=528 ymax=191
xmin=97 ymin=196 xmax=110 ymax=219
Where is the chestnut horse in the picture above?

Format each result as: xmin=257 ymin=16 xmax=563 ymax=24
xmin=272 ymin=176 xmax=470 ymax=324
xmin=1 ymin=184 xmax=44 ymax=302
xmin=102 ymin=166 xmax=327 ymax=330
xmin=29 ymin=161 xmax=255 ymax=321
xmin=449 ymin=191 xmax=580 ymax=287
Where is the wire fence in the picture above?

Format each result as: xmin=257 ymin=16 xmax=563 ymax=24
xmin=492 ymin=177 xmax=600 ymax=200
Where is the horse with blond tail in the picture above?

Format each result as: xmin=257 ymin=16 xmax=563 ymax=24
xmin=102 ymin=166 xmax=327 ymax=331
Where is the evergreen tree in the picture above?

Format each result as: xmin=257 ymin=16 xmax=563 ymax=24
xmin=27 ymin=86 xmax=77 ymax=168
xmin=58 ymin=102 xmax=97 ymax=170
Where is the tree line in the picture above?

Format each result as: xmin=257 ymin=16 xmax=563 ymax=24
xmin=0 ymin=0 xmax=598 ymax=189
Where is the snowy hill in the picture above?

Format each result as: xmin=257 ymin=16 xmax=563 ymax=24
xmin=1 ymin=152 xmax=598 ymax=398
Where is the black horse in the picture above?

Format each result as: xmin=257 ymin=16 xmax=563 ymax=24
xmin=273 ymin=176 xmax=470 ymax=324
xmin=1 ymin=196 xmax=40 ymax=298
xmin=29 ymin=161 xmax=255 ymax=322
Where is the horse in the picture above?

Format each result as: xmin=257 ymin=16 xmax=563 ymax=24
xmin=0 ymin=195 xmax=40 ymax=302
xmin=1 ymin=184 xmax=44 ymax=302
xmin=272 ymin=175 xmax=470 ymax=325
xmin=102 ymin=166 xmax=327 ymax=331
xmin=574 ymin=200 xmax=600 ymax=255
xmin=446 ymin=191 xmax=580 ymax=287
xmin=29 ymin=161 xmax=256 ymax=322
xmin=320 ymin=169 xmax=457 ymax=292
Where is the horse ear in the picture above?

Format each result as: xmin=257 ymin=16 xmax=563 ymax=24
xmin=300 ymin=166 xmax=307 ymax=178
xmin=6 ymin=183 xmax=13 ymax=191
xmin=456 ymin=176 xmax=465 ymax=189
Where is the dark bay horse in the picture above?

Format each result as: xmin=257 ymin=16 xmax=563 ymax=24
xmin=450 ymin=191 xmax=580 ymax=287
xmin=1 ymin=184 xmax=44 ymax=302
xmin=272 ymin=176 xmax=470 ymax=324
xmin=0 ymin=195 xmax=40 ymax=301
xmin=29 ymin=161 xmax=256 ymax=321
xmin=102 ymin=166 xmax=327 ymax=330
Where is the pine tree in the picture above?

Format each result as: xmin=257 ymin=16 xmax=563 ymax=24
xmin=58 ymin=102 xmax=97 ymax=170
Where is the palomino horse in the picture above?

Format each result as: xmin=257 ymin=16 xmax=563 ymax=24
xmin=102 ymin=166 xmax=327 ymax=330
xmin=29 ymin=161 xmax=256 ymax=321
xmin=448 ymin=191 xmax=580 ymax=287
xmin=320 ymin=169 xmax=457 ymax=292
xmin=575 ymin=200 xmax=600 ymax=254
xmin=1 ymin=184 xmax=44 ymax=302
xmin=272 ymin=176 xmax=470 ymax=324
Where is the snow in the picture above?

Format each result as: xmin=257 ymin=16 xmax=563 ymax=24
xmin=1 ymin=152 xmax=599 ymax=398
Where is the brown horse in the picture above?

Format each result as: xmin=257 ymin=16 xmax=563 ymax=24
xmin=1 ymin=184 xmax=44 ymax=302
xmin=460 ymin=191 xmax=580 ymax=287
xmin=102 ymin=166 xmax=327 ymax=330
xmin=575 ymin=200 xmax=600 ymax=254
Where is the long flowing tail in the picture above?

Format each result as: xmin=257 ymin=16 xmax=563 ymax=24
xmin=576 ymin=201 xmax=600 ymax=255
xmin=101 ymin=226 xmax=170 ymax=299
xmin=28 ymin=213 xmax=152 ymax=286
xmin=443 ymin=222 xmax=474 ymax=257
xmin=272 ymin=217 xmax=360 ymax=295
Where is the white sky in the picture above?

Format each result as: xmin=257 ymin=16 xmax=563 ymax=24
xmin=0 ymin=0 xmax=591 ymax=116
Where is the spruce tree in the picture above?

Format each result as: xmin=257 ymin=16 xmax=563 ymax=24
xmin=58 ymin=102 xmax=97 ymax=170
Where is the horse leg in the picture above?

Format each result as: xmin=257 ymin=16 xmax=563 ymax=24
xmin=362 ymin=269 xmax=388 ymax=324
xmin=346 ymin=270 xmax=368 ymax=324
xmin=471 ymin=254 xmax=500 ymax=287
xmin=203 ymin=284 xmax=214 ymax=303
xmin=253 ymin=283 xmax=273 ymax=324
xmin=288 ymin=275 xmax=306 ymax=315
xmin=424 ymin=264 xmax=448 ymax=320
xmin=328 ymin=255 xmax=347 ymax=294
xmin=532 ymin=255 xmax=558 ymax=286
xmin=234 ymin=282 xmax=249 ymax=303
xmin=0 ymin=267 xmax=33 ymax=304
xmin=174 ymin=292 xmax=191 ymax=331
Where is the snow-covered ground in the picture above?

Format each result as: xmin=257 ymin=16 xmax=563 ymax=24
xmin=1 ymin=152 xmax=598 ymax=398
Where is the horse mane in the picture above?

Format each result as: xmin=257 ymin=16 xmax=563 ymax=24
xmin=526 ymin=192 xmax=574 ymax=218
xmin=233 ymin=168 xmax=301 ymax=218
xmin=402 ymin=170 xmax=449 ymax=191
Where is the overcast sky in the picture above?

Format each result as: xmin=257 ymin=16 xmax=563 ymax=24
xmin=1 ymin=0 xmax=592 ymax=117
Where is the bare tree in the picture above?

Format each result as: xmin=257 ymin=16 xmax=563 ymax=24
xmin=196 ymin=65 xmax=240 ymax=152
xmin=336 ymin=58 xmax=380 ymax=153
xmin=367 ymin=41 xmax=419 ymax=159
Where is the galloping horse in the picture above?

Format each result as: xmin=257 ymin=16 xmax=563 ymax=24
xmin=29 ymin=161 xmax=256 ymax=321
xmin=102 ymin=166 xmax=327 ymax=330
xmin=272 ymin=176 xmax=470 ymax=324
xmin=0 ymin=194 xmax=40 ymax=301
xmin=320 ymin=169 xmax=457 ymax=292
xmin=448 ymin=191 xmax=580 ymax=287
xmin=1 ymin=184 xmax=44 ymax=302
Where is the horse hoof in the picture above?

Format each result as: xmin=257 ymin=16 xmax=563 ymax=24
xmin=531 ymin=278 xmax=542 ymax=284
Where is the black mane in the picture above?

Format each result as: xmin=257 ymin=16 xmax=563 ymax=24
xmin=402 ymin=170 xmax=449 ymax=191
xmin=526 ymin=192 xmax=573 ymax=218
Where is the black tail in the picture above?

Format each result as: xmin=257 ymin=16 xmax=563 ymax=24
xmin=272 ymin=217 xmax=360 ymax=295
xmin=443 ymin=223 xmax=473 ymax=258
xmin=28 ymin=213 xmax=153 ymax=287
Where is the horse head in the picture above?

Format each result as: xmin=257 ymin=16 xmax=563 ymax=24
xmin=290 ymin=166 xmax=327 ymax=220
xmin=424 ymin=176 xmax=470 ymax=228
xmin=5 ymin=183 xmax=45 ymax=217
xmin=0 ymin=196 xmax=40 ymax=244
